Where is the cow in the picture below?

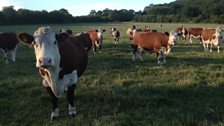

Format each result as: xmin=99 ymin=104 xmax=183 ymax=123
xmin=17 ymin=26 xmax=88 ymax=120
xmin=87 ymin=28 xmax=106 ymax=54
xmin=110 ymin=27 xmax=120 ymax=44
xmin=188 ymin=27 xmax=203 ymax=43
xmin=0 ymin=32 xmax=18 ymax=64
xmin=201 ymin=27 xmax=222 ymax=53
xmin=129 ymin=31 xmax=177 ymax=64
xmin=59 ymin=29 xmax=92 ymax=52
xmin=176 ymin=26 xmax=188 ymax=40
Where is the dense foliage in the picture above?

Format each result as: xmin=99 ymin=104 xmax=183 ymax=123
xmin=0 ymin=0 xmax=224 ymax=25
xmin=137 ymin=0 xmax=224 ymax=23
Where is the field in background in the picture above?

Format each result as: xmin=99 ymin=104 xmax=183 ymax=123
xmin=0 ymin=22 xmax=224 ymax=126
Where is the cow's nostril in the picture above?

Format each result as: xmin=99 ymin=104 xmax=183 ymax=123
xmin=48 ymin=59 xmax=52 ymax=64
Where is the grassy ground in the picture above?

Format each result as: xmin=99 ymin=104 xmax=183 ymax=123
xmin=0 ymin=22 xmax=224 ymax=126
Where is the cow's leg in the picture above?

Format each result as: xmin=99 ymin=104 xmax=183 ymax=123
xmin=138 ymin=46 xmax=144 ymax=61
xmin=217 ymin=46 xmax=220 ymax=53
xmin=1 ymin=49 xmax=9 ymax=64
xmin=11 ymin=45 xmax=18 ymax=62
xmin=93 ymin=44 xmax=96 ymax=54
xmin=67 ymin=84 xmax=76 ymax=117
xmin=156 ymin=52 xmax=161 ymax=64
xmin=131 ymin=44 xmax=138 ymax=61
xmin=189 ymin=35 xmax=193 ymax=43
xmin=203 ymin=42 xmax=207 ymax=51
xmin=209 ymin=43 xmax=213 ymax=52
xmin=46 ymin=87 xmax=59 ymax=120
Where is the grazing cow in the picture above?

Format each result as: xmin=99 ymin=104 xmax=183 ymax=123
xmin=110 ymin=27 xmax=120 ymax=44
xmin=188 ymin=27 xmax=203 ymax=43
xmin=176 ymin=26 xmax=188 ymax=40
xmin=201 ymin=27 xmax=222 ymax=53
xmin=0 ymin=32 xmax=18 ymax=64
xmin=17 ymin=26 xmax=88 ymax=120
xmin=87 ymin=28 xmax=106 ymax=53
xmin=130 ymin=31 xmax=177 ymax=64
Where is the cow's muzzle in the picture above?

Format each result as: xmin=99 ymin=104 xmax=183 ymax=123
xmin=38 ymin=57 xmax=52 ymax=68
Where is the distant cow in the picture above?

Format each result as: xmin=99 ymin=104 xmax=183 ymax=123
xmin=0 ymin=32 xmax=18 ymax=64
xmin=201 ymin=27 xmax=222 ymax=53
xmin=129 ymin=31 xmax=177 ymax=64
xmin=17 ymin=26 xmax=88 ymax=120
xmin=110 ymin=27 xmax=120 ymax=44
xmin=176 ymin=26 xmax=188 ymax=40
xmin=87 ymin=28 xmax=106 ymax=53
xmin=188 ymin=27 xmax=203 ymax=43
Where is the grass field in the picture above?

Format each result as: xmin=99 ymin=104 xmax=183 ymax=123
xmin=0 ymin=22 xmax=224 ymax=126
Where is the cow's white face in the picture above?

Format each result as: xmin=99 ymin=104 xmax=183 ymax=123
xmin=213 ymin=28 xmax=222 ymax=46
xmin=97 ymin=28 xmax=105 ymax=41
xmin=168 ymin=31 xmax=177 ymax=45
xmin=33 ymin=27 xmax=60 ymax=68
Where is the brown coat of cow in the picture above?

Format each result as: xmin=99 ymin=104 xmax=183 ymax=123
xmin=188 ymin=27 xmax=203 ymax=43
xmin=87 ymin=29 xmax=105 ymax=53
xmin=201 ymin=28 xmax=222 ymax=52
xmin=131 ymin=32 xmax=176 ymax=64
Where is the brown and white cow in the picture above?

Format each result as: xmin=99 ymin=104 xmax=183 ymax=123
xmin=87 ymin=28 xmax=106 ymax=53
xmin=188 ymin=27 xmax=203 ymax=43
xmin=176 ymin=26 xmax=188 ymax=40
xmin=17 ymin=26 xmax=88 ymax=120
xmin=0 ymin=32 xmax=18 ymax=64
xmin=201 ymin=27 xmax=222 ymax=53
xmin=110 ymin=27 xmax=120 ymax=44
xmin=129 ymin=31 xmax=177 ymax=64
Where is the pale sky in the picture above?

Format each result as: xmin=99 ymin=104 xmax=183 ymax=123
xmin=0 ymin=0 xmax=175 ymax=16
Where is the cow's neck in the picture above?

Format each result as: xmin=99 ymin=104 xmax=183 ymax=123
xmin=41 ymin=66 xmax=64 ymax=97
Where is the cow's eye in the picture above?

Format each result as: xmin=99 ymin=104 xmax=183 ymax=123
xmin=35 ymin=44 xmax=38 ymax=48
xmin=54 ymin=41 xmax=57 ymax=45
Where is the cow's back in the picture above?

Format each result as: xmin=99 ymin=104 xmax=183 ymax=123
xmin=0 ymin=32 xmax=18 ymax=50
xmin=188 ymin=28 xmax=203 ymax=36
xmin=87 ymin=30 xmax=98 ymax=42
xmin=58 ymin=37 xmax=88 ymax=77
xmin=133 ymin=32 xmax=168 ymax=50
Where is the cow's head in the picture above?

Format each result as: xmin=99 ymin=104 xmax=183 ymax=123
xmin=168 ymin=31 xmax=178 ymax=45
xmin=96 ymin=28 xmax=106 ymax=41
xmin=212 ymin=27 xmax=222 ymax=46
xmin=17 ymin=27 xmax=60 ymax=69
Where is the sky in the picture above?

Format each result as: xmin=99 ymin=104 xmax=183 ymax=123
xmin=0 ymin=0 xmax=175 ymax=16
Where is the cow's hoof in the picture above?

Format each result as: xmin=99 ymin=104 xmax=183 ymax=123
xmin=51 ymin=115 xmax=58 ymax=121
xmin=69 ymin=113 xmax=76 ymax=118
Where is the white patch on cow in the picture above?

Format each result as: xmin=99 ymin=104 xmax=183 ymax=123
xmin=42 ymin=69 xmax=78 ymax=97
xmin=68 ymin=104 xmax=76 ymax=116
xmin=51 ymin=108 xmax=59 ymax=120
xmin=168 ymin=31 xmax=177 ymax=45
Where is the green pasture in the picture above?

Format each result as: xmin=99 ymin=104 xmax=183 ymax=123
xmin=0 ymin=22 xmax=224 ymax=126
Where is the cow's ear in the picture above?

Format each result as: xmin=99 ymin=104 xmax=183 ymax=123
xmin=56 ymin=33 xmax=69 ymax=42
xmin=102 ymin=29 xmax=106 ymax=32
xmin=95 ymin=30 xmax=98 ymax=32
xmin=17 ymin=32 xmax=34 ymax=46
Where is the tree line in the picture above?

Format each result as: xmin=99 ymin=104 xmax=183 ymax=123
xmin=0 ymin=0 xmax=223 ymax=25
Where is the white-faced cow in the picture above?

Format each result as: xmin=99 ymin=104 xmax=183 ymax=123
xmin=128 ymin=31 xmax=177 ymax=64
xmin=201 ymin=27 xmax=222 ymax=53
xmin=176 ymin=26 xmax=188 ymax=40
xmin=188 ymin=27 xmax=203 ymax=43
xmin=110 ymin=27 xmax=120 ymax=44
xmin=0 ymin=32 xmax=18 ymax=64
xmin=87 ymin=28 xmax=106 ymax=54
xmin=17 ymin=26 xmax=88 ymax=120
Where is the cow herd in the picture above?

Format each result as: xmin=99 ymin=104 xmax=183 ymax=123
xmin=0 ymin=25 xmax=223 ymax=120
